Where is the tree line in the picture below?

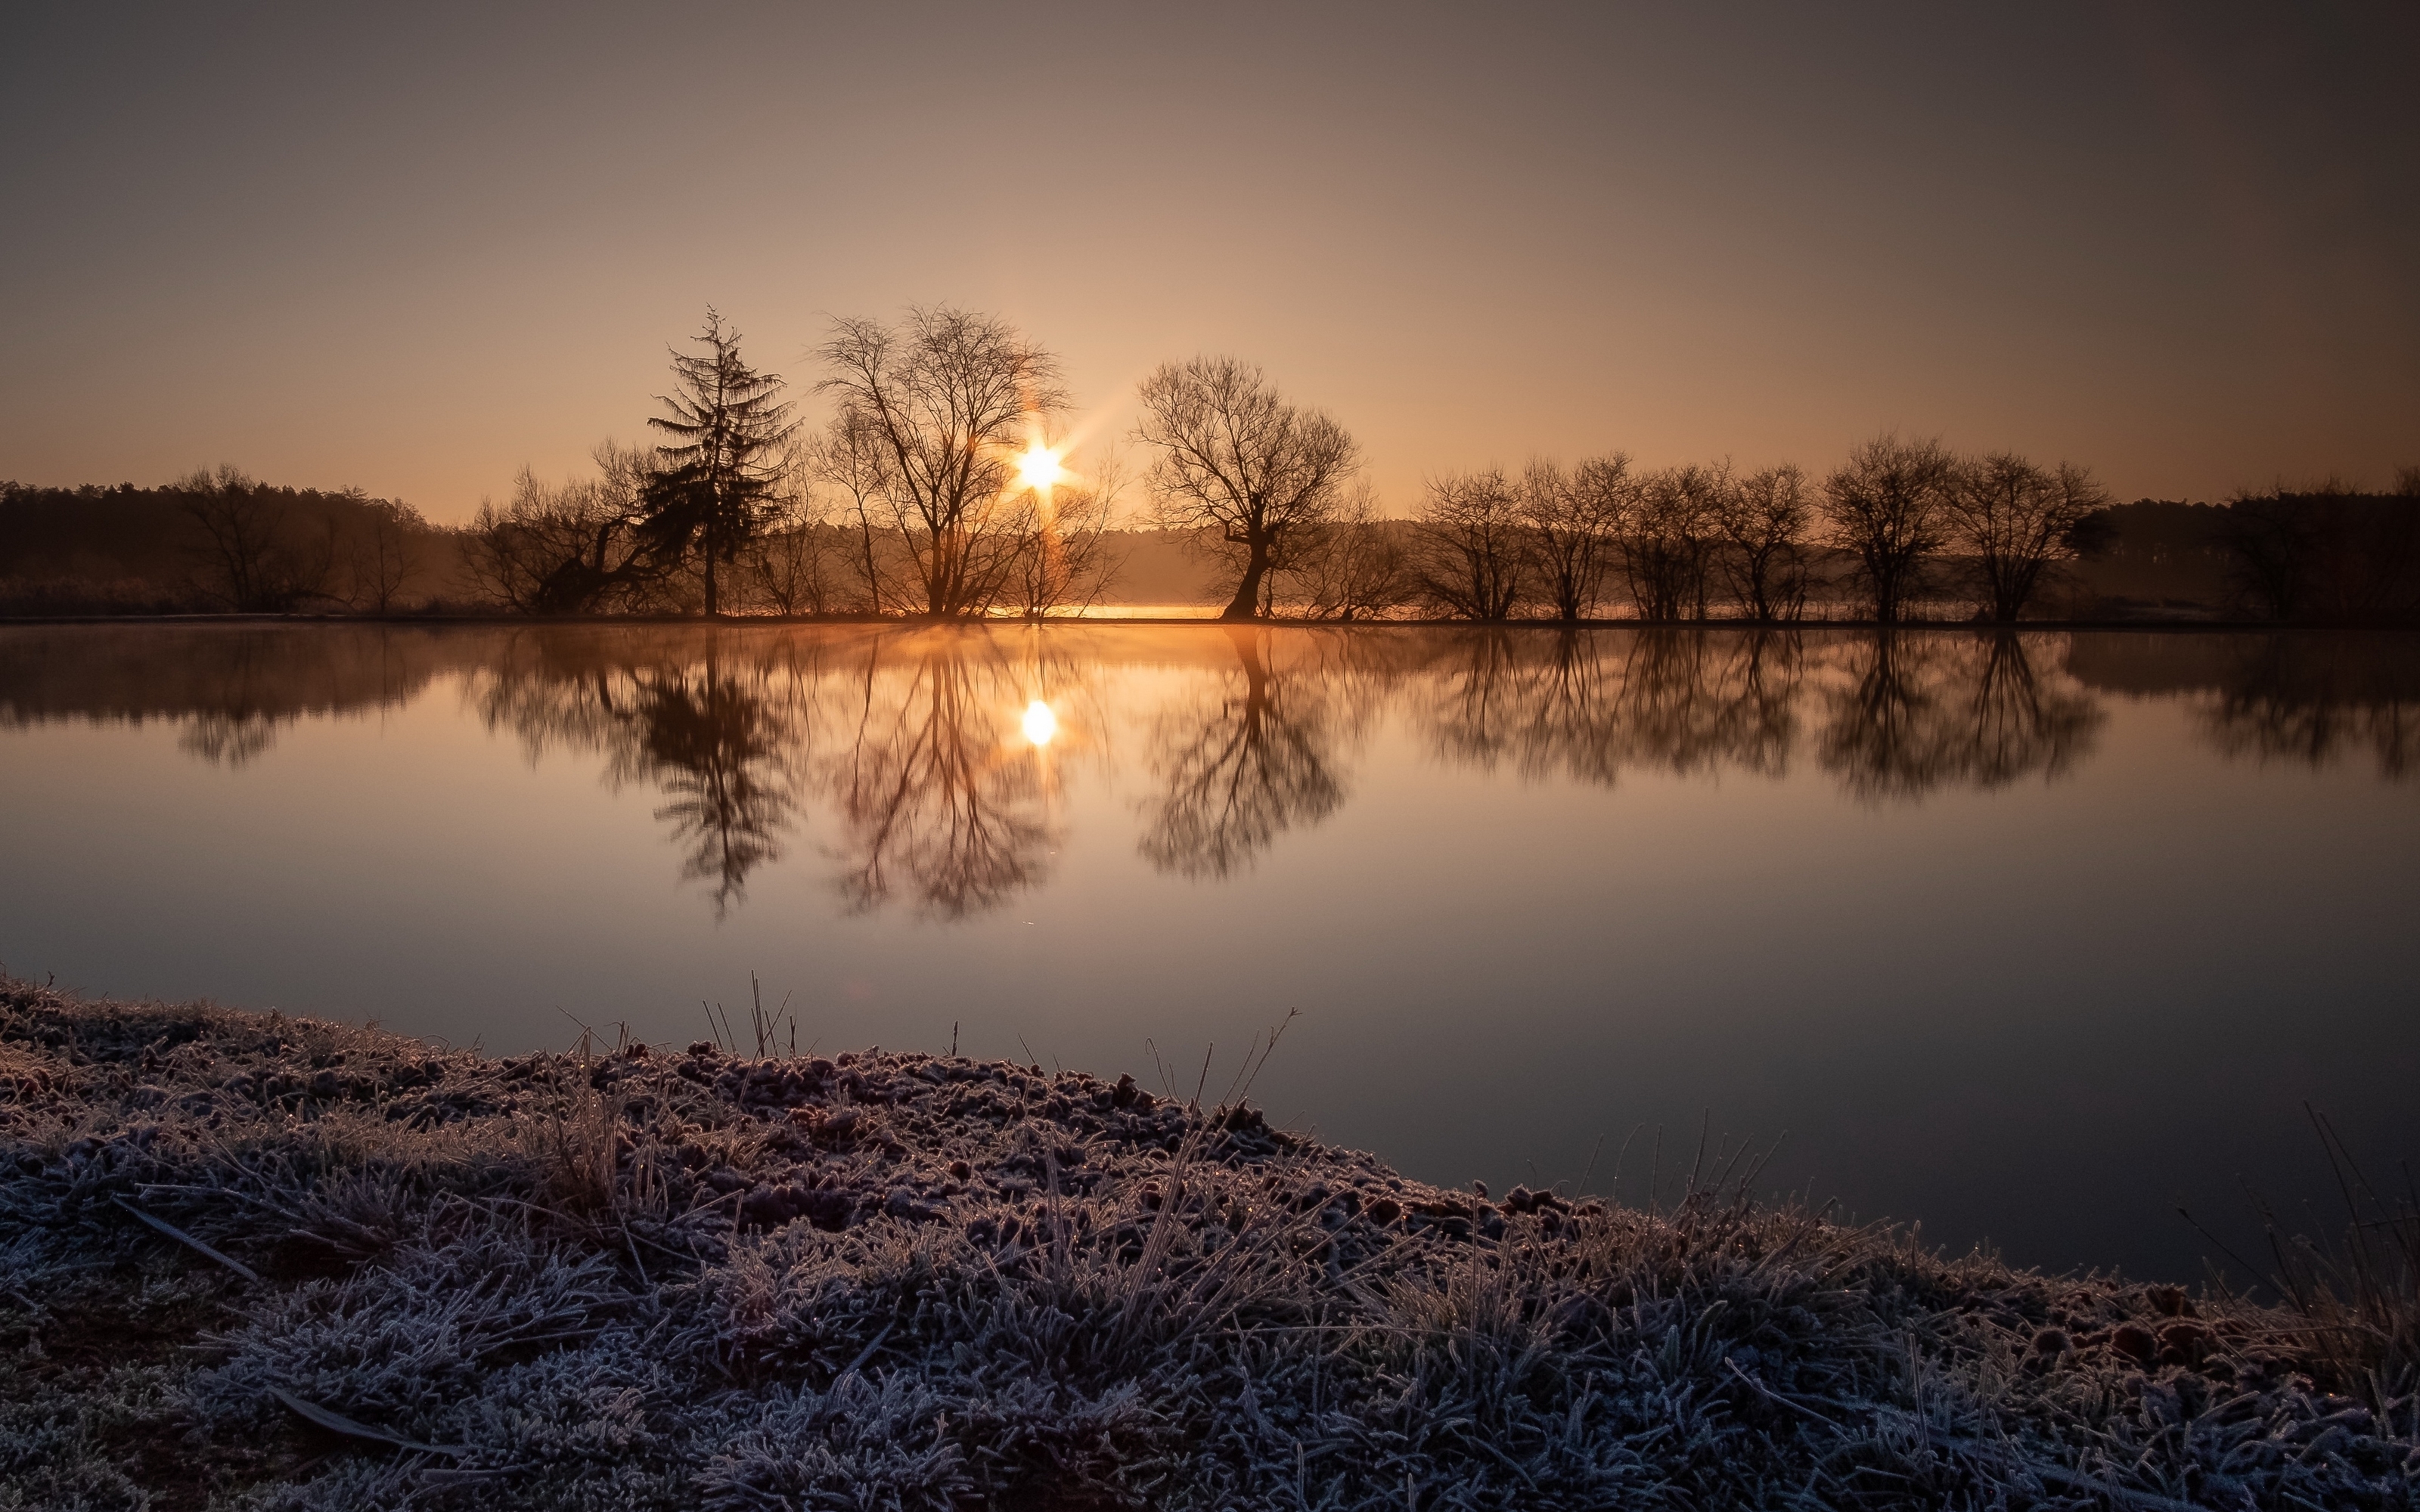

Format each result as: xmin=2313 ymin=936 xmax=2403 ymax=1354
xmin=0 ymin=469 xmax=436 ymax=615
xmin=5 ymin=304 xmax=2415 ymax=623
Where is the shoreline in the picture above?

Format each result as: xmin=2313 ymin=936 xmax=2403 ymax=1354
xmin=4 ymin=980 xmax=2412 ymax=1508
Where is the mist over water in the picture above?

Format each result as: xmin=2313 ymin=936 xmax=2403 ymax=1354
xmin=2 ymin=621 xmax=2415 ymax=1281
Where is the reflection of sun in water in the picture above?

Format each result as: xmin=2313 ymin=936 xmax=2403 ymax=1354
xmin=1021 ymin=699 xmax=1057 ymax=746
xmin=1016 ymin=445 xmax=1064 ymax=491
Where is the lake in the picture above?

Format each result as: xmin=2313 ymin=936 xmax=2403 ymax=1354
xmin=2 ymin=621 xmax=2414 ymax=1282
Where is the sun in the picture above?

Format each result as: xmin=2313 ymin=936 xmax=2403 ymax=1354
xmin=1016 ymin=444 xmax=1064 ymax=491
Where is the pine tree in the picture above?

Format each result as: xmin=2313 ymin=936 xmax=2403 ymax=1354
xmin=643 ymin=311 xmax=797 ymax=615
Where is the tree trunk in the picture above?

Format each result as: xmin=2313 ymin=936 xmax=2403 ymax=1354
xmin=1222 ymin=538 xmax=1270 ymax=621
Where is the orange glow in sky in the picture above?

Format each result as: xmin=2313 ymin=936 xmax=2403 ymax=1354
xmin=1 ymin=8 xmax=2412 ymax=513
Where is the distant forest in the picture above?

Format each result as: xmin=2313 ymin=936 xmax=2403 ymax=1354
xmin=0 ymin=473 xmax=1221 ymax=618
xmin=5 ymin=308 xmax=2415 ymax=625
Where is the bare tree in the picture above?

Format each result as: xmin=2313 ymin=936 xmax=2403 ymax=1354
xmin=731 ymin=433 xmax=847 ymax=616
xmin=1283 ymin=485 xmax=1413 ymax=620
xmin=1134 ymin=356 xmax=1360 ymax=621
xmin=1621 ymin=463 xmax=1722 ymax=620
xmin=1820 ymin=435 xmax=1958 ymax=623
xmin=1521 ymin=457 xmax=1626 ymax=621
xmin=819 ymin=307 xmax=1069 ymax=617
xmin=811 ymin=408 xmax=906 ymax=614
xmin=341 ymin=498 xmax=428 ymax=613
xmin=740 ymin=499 xmax=842 ymax=617
xmin=1414 ymin=468 xmax=1527 ymax=619
xmin=178 ymin=465 xmax=334 ymax=612
xmin=1715 ymin=463 xmax=1813 ymax=622
xmin=1945 ymin=454 xmax=2109 ymax=622
xmin=464 ymin=442 xmax=659 ymax=613
xmin=998 ymin=448 xmax=1127 ymax=618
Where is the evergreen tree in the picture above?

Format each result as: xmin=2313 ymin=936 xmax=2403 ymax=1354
xmin=643 ymin=311 xmax=797 ymax=615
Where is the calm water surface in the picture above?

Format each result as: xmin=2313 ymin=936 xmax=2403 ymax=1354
xmin=3 ymin=622 xmax=2415 ymax=1281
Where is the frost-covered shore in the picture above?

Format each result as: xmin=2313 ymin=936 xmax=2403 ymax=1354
xmin=2 ymin=978 xmax=2413 ymax=1510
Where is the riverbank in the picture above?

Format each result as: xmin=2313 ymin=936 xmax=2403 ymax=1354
xmin=3 ymin=979 xmax=2412 ymax=1510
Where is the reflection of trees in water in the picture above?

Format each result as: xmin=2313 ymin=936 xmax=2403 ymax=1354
xmin=1137 ymin=628 xmax=1372 ymax=879
xmin=178 ymin=711 xmax=284 ymax=766
xmin=1817 ymin=633 xmax=2101 ymax=802
xmin=23 ymin=621 xmax=2413 ymax=927
xmin=1416 ymin=629 xmax=1802 ymax=787
xmin=469 ymin=625 xmax=1090 ymax=918
xmin=473 ymin=634 xmax=819 ymax=915
xmin=1615 ymin=631 xmax=1803 ymax=780
xmin=823 ymin=630 xmax=1066 ymax=918
xmin=0 ymin=624 xmax=446 ymax=767
xmin=159 ymin=628 xmax=435 ymax=767
xmin=621 ymin=667 xmax=794 ymax=911
xmin=2200 ymin=635 xmax=2420 ymax=780
xmin=1409 ymin=628 xmax=2097 ymax=803
xmin=1963 ymin=634 xmax=2101 ymax=788
xmin=1816 ymin=636 xmax=1961 ymax=802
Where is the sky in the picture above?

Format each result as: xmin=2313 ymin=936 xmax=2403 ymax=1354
xmin=4 ymin=2 xmax=2415 ymax=522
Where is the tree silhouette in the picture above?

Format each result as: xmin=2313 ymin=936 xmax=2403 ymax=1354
xmin=1715 ymin=464 xmax=1814 ymax=622
xmin=178 ymin=465 xmax=334 ymax=612
xmin=1135 ymin=358 xmax=1360 ymax=622
xmin=1621 ymin=465 xmax=1722 ymax=621
xmin=1520 ymin=457 xmax=1625 ymax=621
xmin=643 ymin=311 xmax=799 ymax=616
xmin=1821 ymin=436 xmax=1958 ymax=623
xmin=818 ymin=308 xmax=1069 ymax=617
xmin=1281 ymin=487 xmax=1414 ymax=620
xmin=467 ymin=444 xmax=662 ymax=614
xmin=1413 ymin=468 xmax=1527 ymax=619
xmin=1946 ymin=454 xmax=2107 ymax=622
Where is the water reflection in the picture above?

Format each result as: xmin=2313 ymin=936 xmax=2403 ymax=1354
xmin=589 ymin=662 xmax=801 ymax=915
xmin=824 ymin=633 xmax=1066 ymax=918
xmin=1819 ymin=634 xmax=2102 ymax=803
xmin=2 ymin=624 xmax=2410 ymax=920
xmin=470 ymin=637 xmax=814 ymax=914
xmin=2200 ymin=636 xmax=2420 ymax=779
xmin=1421 ymin=629 xmax=1760 ymax=783
xmin=1139 ymin=628 xmax=1355 ymax=880
xmin=0 ymin=624 xmax=452 ymax=767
